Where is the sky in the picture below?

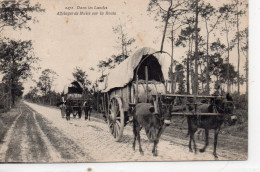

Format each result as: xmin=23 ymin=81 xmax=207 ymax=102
xmin=2 ymin=0 xmax=248 ymax=94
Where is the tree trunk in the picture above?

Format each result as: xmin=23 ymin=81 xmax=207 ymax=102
xmin=160 ymin=0 xmax=173 ymax=52
xmin=225 ymin=20 xmax=231 ymax=93
xmin=186 ymin=36 xmax=192 ymax=94
xmin=190 ymin=37 xmax=194 ymax=94
xmin=186 ymin=52 xmax=190 ymax=94
xmin=194 ymin=0 xmax=199 ymax=95
xmin=120 ymin=24 xmax=125 ymax=58
xmin=199 ymin=63 xmax=204 ymax=93
xmin=191 ymin=69 xmax=195 ymax=94
xmin=171 ymin=25 xmax=175 ymax=93
xmin=205 ymin=20 xmax=210 ymax=95
xmin=236 ymin=0 xmax=241 ymax=95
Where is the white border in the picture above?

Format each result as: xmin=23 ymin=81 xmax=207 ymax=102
xmin=1 ymin=0 xmax=260 ymax=171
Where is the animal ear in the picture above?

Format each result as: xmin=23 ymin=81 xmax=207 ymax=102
xmin=128 ymin=107 xmax=134 ymax=113
xmin=149 ymin=107 xmax=155 ymax=113
xmin=226 ymin=93 xmax=233 ymax=101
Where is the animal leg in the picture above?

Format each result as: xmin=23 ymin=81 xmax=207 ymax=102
xmin=157 ymin=124 xmax=166 ymax=139
xmin=187 ymin=117 xmax=193 ymax=152
xmin=137 ymin=126 xmax=143 ymax=155
xmin=213 ymin=128 xmax=220 ymax=159
xmin=153 ymin=139 xmax=159 ymax=156
xmin=132 ymin=121 xmax=137 ymax=151
xmin=188 ymin=128 xmax=196 ymax=152
xmin=78 ymin=109 xmax=82 ymax=119
xmin=189 ymin=134 xmax=192 ymax=152
xmin=187 ymin=116 xmax=197 ymax=154
xmin=85 ymin=108 xmax=88 ymax=120
xmin=152 ymin=125 xmax=166 ymax=156
xmin=190 ymin=130 xmax=197 ymax=154
xmin=199 ymin=129 xmax=209 ymax=153
xmin=150 ymin=127 xmax=156 ymax=154
xmin=66 ymin=109 xmax=70 ymax=120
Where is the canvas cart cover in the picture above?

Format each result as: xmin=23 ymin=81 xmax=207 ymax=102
xmin=101 ymin=47 xmax=175 ymax=92
xmin=63 ymin=81 xmax=84 ymax=94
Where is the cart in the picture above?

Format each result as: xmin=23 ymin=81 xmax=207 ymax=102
xmin=99 ymin=47 xmax=229 ymax=142
xmin=61 ymin=81 xmax=89 ymax=120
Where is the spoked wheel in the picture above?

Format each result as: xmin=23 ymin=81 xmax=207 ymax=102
xmin=145 ymin=128 xmax=154 ymax=142
xmin=107 ymin=96 xmax=124 ymax=142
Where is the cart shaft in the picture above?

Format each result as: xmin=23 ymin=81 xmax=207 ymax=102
xmin=171 ymin=112 xmax=222 ymax=116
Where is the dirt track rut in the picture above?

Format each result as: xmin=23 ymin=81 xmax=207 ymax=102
xmin=0 ymin=101 xmax=247 ymax=162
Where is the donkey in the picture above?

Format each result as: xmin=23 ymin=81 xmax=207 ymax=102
xmin=187 ymin=93 xmax=237 ymax=158
xmin=130 ymin=103 xmax=172 ymax=156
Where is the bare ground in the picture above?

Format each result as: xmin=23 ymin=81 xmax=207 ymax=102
xmin=0 ymin=101 xmax=247 ymax=162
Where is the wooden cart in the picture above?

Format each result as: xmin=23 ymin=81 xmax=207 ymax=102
xmin=99 ymin=47 xmax=229 ymax=141
xmin=99 ymin=47 xmax=174 ymax=141
xmin=61 ymin=81 xmax=88 ymax=120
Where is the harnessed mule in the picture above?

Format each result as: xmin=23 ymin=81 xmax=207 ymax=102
xmin=187 ymin=93 xmax=237 ymax=158
xmin=130 ymin=102 xmax=172 ymax=156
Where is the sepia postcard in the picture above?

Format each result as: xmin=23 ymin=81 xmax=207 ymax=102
xmin=0 ymin=0 xmax=248 ymax=163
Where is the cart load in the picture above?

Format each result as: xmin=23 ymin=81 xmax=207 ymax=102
xmin=63 ymin=81 xmax=84 ymax=100
xmin=100 ymin=47 xmax=174 ymax=94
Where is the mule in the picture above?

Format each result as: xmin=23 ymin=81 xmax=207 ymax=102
xmin=57 ymin=101 xmax=83 ymax=120
xmin=187 ymin=93 xmax=237 ymax=158
xmin=65 ymin=106 xmax=82 ymax=120
xmin=130 ymin=103 xmax=172 ymax=156
xmin=83 ymin=101 xmax=92 ymax=120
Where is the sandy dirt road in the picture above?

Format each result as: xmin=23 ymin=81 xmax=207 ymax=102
xmin=0 ymin=101 xmax=246 ymax=162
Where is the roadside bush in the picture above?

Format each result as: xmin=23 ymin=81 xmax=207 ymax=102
xmin=0 ymin=119 xmax=6 ymax=141
xmin=231 ymin=92 xmax=248 ymax=110
xmin=236 ymin=109 xmax=248 ymax=124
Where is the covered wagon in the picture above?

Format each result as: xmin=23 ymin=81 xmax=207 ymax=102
xmin=99 ymin=47 xmax=174 ymax=141
xmin=98 ymin=46 xmax=236 ymax=160
xmin=61 ymin=81 xmax=90 ymax=120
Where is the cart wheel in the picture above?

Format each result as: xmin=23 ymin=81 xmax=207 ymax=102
xmin=145 ymin=128 xmax=154 ymax=142
xmin=107 ymin=96 xmax=124 ymax=142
